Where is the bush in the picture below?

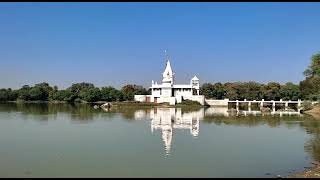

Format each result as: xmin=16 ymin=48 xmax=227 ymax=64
xmin=302 ymin=101 xmax=313 ymax=111
xmin=179 ymin=99 xmax=202 ymax=106
xmin=79 ymin=88 xmax=101 ymax=102
xmin=52 ymin=90 xmax=74 ymax=101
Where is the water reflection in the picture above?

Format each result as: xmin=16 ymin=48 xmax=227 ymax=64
xmin=148 ymin=108 xmax=202 ymax=155
xmin=2 ymin=102 xmax=320 ymax=165
xmin=205 ymin=106 xmax=302 ymax=117
xmin=130 ymin=106 xmax=305 ymax=155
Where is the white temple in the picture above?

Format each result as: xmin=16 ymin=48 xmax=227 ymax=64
xmin=134 ymin=52 xmax=205 ymax=105
xmin=132 ymin=107 xmax=204 ymax=155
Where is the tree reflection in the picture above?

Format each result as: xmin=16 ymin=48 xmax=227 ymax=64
xmin=2 ymin=103 xmax=320 ymax=163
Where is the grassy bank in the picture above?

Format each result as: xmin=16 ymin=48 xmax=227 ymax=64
xmin=305 ymin=105 xmax=320 ymax=114
xmin=304 ymin=104 xmax=320 ymax=119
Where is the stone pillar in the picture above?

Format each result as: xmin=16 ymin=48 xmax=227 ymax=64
xmin=236 ymin=100 xmax=239 ymax=112
xmin=285 ymin=102 xmax=288 ymax=111
xmin=248 ymin=101 xmax=251 ymax=112
xmin=260 ymin=99 xmax=264 ymax=108
xmin=197 ymin=89 xmax=199 ymax=95
xmin=298 ymin=99 xmax=301 ymax=108
xmin=272 ymin=100 xmax=276 ymax=112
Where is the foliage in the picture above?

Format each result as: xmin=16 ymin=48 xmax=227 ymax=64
xmin=0 ymin=81 xmax=151 ymax=103
xmin=279 ymin=82 xmax=302 ymax=101
xmin=100 ymin=86 xmax=123 ymax=102
xmin=121 ymin=84 xmax=149 ymax=101
xmin=52 ymin=90 xmax=74 ymax=102
xmin=79 ymin=88 xmax=102 ymax=102
xmin=262 ymin=82 xmax=281 ymax=100
xmin=0 ymin=89 xmax=17 ymax=101
xmin=67 ymin=82 xmax=95 ymax=97
xmin=200 ymin=81 xmax=304 ymax=101
xmin=300 ymin=75 xmax=320 ymax=101
xmin=179 ymin=99 xmax=202 ymax=106
xmin=300 ymin=52 xmax=320 ymax=101
xmin=302 ymin=101 xmax=313 ymax=111
xmin=304 ymin=52 xmax=320 ymax=77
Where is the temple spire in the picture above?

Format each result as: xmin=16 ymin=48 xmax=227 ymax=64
xmin=162 ymin=51 xmax=174 ymax=84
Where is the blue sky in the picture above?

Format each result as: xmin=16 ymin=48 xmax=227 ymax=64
xmin=0 ymin=2 xmax=320 ymax=89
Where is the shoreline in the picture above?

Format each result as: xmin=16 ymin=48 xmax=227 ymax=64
xmin=304 ymin=105 xmax=320 ymax=119
xmin=0 ymin=100 xmax=206 ymax=108
xmin=287 ymin=162 xmax=320 ymax=178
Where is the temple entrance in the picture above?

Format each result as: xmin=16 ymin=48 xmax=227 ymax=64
xmin=154 ymin=97 xmax=158 ymax=104
xmin=146 ymin=97 xmax=150 ymax=102
xmin=193 ymin=89 xmax=197 ymax=95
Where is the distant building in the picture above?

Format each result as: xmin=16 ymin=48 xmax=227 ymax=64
xmin=134 ymin=53 xmax=205 ymax=105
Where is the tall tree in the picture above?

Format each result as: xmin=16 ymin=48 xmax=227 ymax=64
xmin=280 ymin=82 xmax=302 ymax=101
xmin=262 ymin=82 xmax=281 ymax=100
xmin=304 ymin=52 xmax=320 ymax=77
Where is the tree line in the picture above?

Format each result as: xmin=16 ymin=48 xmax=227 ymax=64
xmin=0 ymin=83 xmax=150 ymax=103
xmin=0 ymin=52 xmax=319 ymax=103
xmin=200 ymin=52 xmax=320 ymax=101
xmin=200 ymin=81 xmax=302 ymax=101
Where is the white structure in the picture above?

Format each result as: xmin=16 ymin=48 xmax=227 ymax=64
xmin=148 ymin=108 xmax=203 ymax=155
xmin=134 ymin=53 xmax=205 ymax=105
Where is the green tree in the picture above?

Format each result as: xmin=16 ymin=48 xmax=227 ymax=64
xmin=200 ymin=83 xmax=215 ymax=99
xmin=212 ymin=83 xmax=226 ymax=99
xmin=121 ymin=84 xmax=149 ymax=101
xmin=33 ymin=82 xmax=53 ymax=100
xmin=262 ymin=82 xmax=281 ymax=100
xmin=80 ymin=88 xmax=101 ymax=102
xmin=7 ymin=89 xmax=19 ymax=101
xmin=17 ymin=85 xmax=31 ymax=100
xmin=52 ymin=90 xmax=74 ymax=102
xmin=280 ymin=82 xmax=302 ymax=101
xmin=224 ymin=82 xmax=239 ymax=100
xmin=28 ymin=87 xmax=44 ymax=101
xmin=67 ymin=82 xmax=95 ymax=95
xmin=0 ymin=89 xmax=8 ymax=101
xmin=101 ymin=86 xmax=123 ymax=101
xmin=238 ymin=82 xmax=263 ymax=100
xmin=49 ymin=85 xmax=59 ymax=100
xmin=300 ymin=76 xmax=320 ymax=100
xmin=304 ymin=52 xmax=320 ymax=77
xmin=66 ymin=82 xmax=95 ymax=101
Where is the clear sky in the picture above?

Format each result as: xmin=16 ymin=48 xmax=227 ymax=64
xmin=0 ymin=2 xmax=320 ymax=89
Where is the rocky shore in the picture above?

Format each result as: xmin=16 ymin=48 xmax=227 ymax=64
xmin=288 ymin=161 xmax=320 ymax=178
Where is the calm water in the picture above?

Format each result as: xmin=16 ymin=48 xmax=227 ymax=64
xmin=0 ymin=103 xmax=320 ymax=178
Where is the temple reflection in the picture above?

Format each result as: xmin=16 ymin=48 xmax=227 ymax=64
xmin=132 ymin=106 xmax=303 ymax=155
xmin=135 ymin=108 xmax=203 ymax=155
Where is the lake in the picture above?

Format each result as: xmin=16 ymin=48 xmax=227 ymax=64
xmin=0 ymin=103 xmax=319 ymax=178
